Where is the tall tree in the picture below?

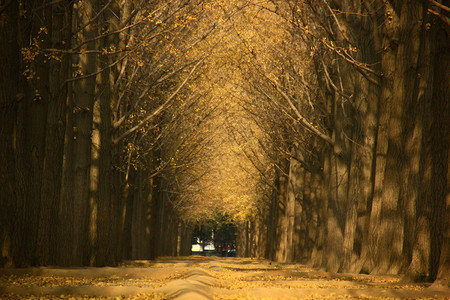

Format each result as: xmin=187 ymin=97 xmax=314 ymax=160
xmin=0 ymin=0 xmax=21 ymax=267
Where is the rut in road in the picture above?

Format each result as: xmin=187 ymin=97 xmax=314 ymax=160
xmin=1 ymin=256 xmax=449 ymax=299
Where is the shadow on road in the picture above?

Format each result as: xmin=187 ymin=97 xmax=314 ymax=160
xmin=1 ymin=256 xmax=449 ymax=299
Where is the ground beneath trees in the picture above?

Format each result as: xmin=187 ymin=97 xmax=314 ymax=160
xmin=1 ymin=256 xmax=449 ymax=299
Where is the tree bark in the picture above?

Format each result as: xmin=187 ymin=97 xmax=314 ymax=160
xmin=340 ymin=7 xmax=379 ymax=273
xmin=361 ymin=0 xmax=398 ymax=274
xmin=37 ymin=1 xmax=72 ymax=266
xmin=428 ymin=25 xmax=449 ymax=281
xmin=374 ymin=1 xmax=422 ymax=275
xmin=285 ymin=154 xmax=300 ymax=262
xmin=71 ymin=0 xmax=98 ymax=266
xmin=325 ymin=86 xmax=349 ymax=272
xmin=433 ymin=146 xmax=450 ymax=286
xmin=403 ymin=4 xmax=436 ymax=281
xmin=89 ymin=0 xmax=121 ymax=266
xmin=274 ymin=158 xmax=289 ymax=262
xmin=0 ymin=0 xmax=21 ymax=267
xmin=292 ymin=158 xmax=305 ymax=262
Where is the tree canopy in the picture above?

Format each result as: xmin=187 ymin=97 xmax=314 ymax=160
xmin=0 ymin=0 xmax=449 ymax=286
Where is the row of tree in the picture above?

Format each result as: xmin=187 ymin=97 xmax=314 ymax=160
xmin=1 ymin=0 xmax=449 ymax=287
xmin=227 ymin=0 xmax=449 ymax=285
xmin=0 ymin=0 xmax=220 ymax=267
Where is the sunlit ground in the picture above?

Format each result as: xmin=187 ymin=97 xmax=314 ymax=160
xmin=1 ymin=256 xmax=449 ymax=299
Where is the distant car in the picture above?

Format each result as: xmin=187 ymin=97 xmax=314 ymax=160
xmin=204 ymin=243 xmax=215 ymax=251
xmin=191 ymin=244 xmax=203 ymax=256
xmin=227 ymin=249 xmax=236 ymax=257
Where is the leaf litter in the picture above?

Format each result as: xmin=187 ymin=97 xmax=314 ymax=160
xmin=1 ymin=257 xmax=448 ymax=299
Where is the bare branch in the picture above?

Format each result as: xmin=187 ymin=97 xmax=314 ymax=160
xmin=76 ymin=0 xmax=114 ymax=34
xmin=429 ymin=0 xmax=450 ymax=13
xmin=64 ymin=53 xmax=128 ymax=83
xmin=113 ymin=57 xmax=205 ymax=144
xmin=321 ymin=59 xmax=352 ymax=100
xmin=428 ymin=8 xmax=450 ymax=27
xmin=320 ymin=0 xmax=351 ymax=43
xmin=265 ymin=77 xmax=334 ymax=146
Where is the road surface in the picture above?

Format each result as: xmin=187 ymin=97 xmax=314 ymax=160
xmin=1 ymin=256 xmax=449 ymax=299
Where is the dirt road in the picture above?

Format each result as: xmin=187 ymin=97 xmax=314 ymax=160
xmin=1 ymin=256 xmax=449 ymax=299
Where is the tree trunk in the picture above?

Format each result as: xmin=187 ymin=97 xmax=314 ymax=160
xmin=374 ymin=1 xmax=422 ymax=275
xmin=89 ymin=0 xmax=121 ymax=266
xmin=302 ymin=170 xmax=314 ymax=262
xmin=274 ymin=158 xmax=289 ymax=262
xmin=325 ymin=87 xmax=349 ymax=272
xmin=285 ymin=154 xmax=300 ymax=262
xmin=310 ymin=168 xmax=325 ymax=268
xmin=0 ymin=0 xmax=21 ymax=267
xmin=149 ymin=171 xmax=161 ymax=260
xmin=340 ymin=14 xmax=379 ymax=273
xmin=403 ymin=4 xmax=436 ymax=281
xmin=361 ymin=0 xmax=398 ymax=274
xmin=71 ymin=0 xmax=98 ymax=266
xmin=266 ymin=178 xmax=279 ymax=260
xmin=130 ymin=169 xmax=152 ymax=259
xmin=58 ymin=56 xmax=76 ymax=266
xmin=428 ymin=26 xmax=449 ymax=281
xmin=37 ymin=1 xmax=72 ymax=266
xmin=292 ymin=159 xmax=305 ymax=262
xmin=433 ymin=146 xmax=450 ymax=286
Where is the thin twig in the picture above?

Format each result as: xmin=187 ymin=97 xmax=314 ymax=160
xmin=428 ymin=0 xmax=450 ymax=13
xmin=428 ymin=8 xmax=450 ymax=27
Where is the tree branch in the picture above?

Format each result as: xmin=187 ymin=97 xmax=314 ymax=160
xmin=113 ymin=57 xmax=205 ymax=144
xmin=428 ymin=0 xmax=450 ymax=13
xmin=428 ymin=8 xmax=450 ymax=27
xmin=267 ymin=79 xmax=334 ymax=146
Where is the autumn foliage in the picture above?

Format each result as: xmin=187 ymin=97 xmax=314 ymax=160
xmin=0 ymin=0 xmax=449 ymax=288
